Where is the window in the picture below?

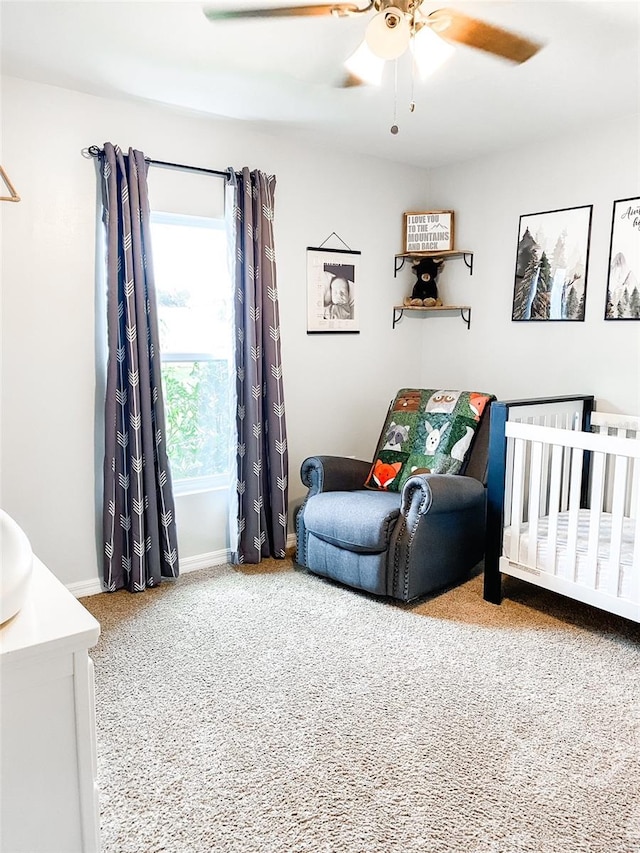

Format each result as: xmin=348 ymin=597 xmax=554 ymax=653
xmin=150 ymin=212 xmax=233 ymax=494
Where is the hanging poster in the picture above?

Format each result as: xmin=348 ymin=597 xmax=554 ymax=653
xmin=605 ymin=196 xmax=640 ymax=320
xmin=306 ymin=246 xmax=361 ymax=334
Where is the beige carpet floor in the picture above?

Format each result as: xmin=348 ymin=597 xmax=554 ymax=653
xmin=84 ymin=560 xmax=640 ymax=853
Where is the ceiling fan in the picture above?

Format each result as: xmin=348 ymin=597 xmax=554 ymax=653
xmin=203 ymin=1 xmax=543 ymax=86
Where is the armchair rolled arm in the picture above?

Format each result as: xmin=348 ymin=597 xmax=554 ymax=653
xmin=300 ymin=455 xmax=371 ymax=496
xmin=296 ymin=455 xmax=372 ymax=567
xmin=391 ymin=473 xmax=487 ymax=601
xmin=400 ymin=473 xmax=485 ymax=517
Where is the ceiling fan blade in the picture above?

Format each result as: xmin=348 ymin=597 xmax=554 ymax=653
xmin=339 ymin=72 xmax=367 ymax=87
xmin=425 ymin=8 xmax=543 ymax=64
xmin=204 ymin=3 xmax=370 ymax=21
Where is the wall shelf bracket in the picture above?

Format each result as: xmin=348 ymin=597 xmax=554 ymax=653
xmin=394 ymin=256 xmax=407 ymax=276
xmin=392 ymin=306 xmax=405 ymax=328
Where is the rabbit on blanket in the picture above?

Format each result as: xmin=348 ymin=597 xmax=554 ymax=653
xmin=424 ymin=421 xmax=450 ymax=454
xmin=425 ymin=422 xmax=475 ymax=462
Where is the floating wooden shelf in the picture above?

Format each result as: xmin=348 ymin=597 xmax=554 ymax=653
xmin=392 ymin=304 xmax=472 ymax=330
xmin=395 ymin=250 xmax=472 ymax=258
xmin=394 ymin=250 xmax=473 ymax=276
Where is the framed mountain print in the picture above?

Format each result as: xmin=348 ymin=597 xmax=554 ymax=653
xmin=605 ymin=196 xmax=640 ymax=320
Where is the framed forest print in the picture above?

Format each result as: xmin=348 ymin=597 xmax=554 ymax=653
xmin=511 ymin=205 xmax=592 ymax=322
xmin=605 ymin=196 xmax=640 ymax=320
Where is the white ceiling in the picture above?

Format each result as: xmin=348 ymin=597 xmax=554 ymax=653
xmin=1 ymin=0 xmax=639 ymax=168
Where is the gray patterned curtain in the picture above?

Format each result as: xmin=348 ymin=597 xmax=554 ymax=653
xmin=100 ymin=143 xmax=179 ymax=591
xmin=228 ymin=168 xmax=288 ymax=563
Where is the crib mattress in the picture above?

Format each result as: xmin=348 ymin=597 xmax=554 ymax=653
xmin=503 ymin=509 xmax=637 ymax=600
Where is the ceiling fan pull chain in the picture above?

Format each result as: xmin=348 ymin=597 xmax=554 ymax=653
xmin=390 ymin=59 xmax=399 ymax=135
xmin=409 ymin=14 xmax=416 ymax=113
xmin=409 ymin=49 xmax=416 ymax=113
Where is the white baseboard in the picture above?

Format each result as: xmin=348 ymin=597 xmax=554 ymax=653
xmin=68 ymin=578 xmax=104 ymax=599
xmin=72 ymin=542 xmax=293 ymax=599
xmin=179 ymin=549 xmax=231 ymax=573
xmin=182 ymin=543 xmax=296 ymax=570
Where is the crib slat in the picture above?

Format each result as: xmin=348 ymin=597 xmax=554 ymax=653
xmin=629 ymin=450 xmax=639 ymax=521
xmin=538 ymin=413 xmax=551 ymax=517
xmin=608 ymin=454 xmax=628 ymax=596
xmin=527 ymin=442 xmax=544 ymax=567
xmin=615 ymin=427 xmax=636 ymax=518
xmin=504 ymin=435 xmax=515 ymax=527
xmin=632 ymin=495 xmax=640 ymax=604
xmin=509 ymin=438 xmax=526 ymax=562
xmin=540 ymin=436 xmax=551 ymax=516
xmin=560 ymin=433 xmax=572 ymax=511
xmin=586 ymin=451 xmax=606 ymax=591
xmin=565 ymin=447 xmax=584 ymax=581
xmin=546 ymin=444 xmax=563 ymax=575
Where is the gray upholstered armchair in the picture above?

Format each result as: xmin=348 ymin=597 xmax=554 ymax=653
xmin=295 ymin=390 xmax=492 ymax=602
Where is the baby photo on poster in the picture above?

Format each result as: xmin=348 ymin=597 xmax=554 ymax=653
xmin=306 ymin=247 xmax=361 ymax=334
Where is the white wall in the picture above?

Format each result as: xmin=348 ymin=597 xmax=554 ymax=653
xmin=0 ymin=75 xmax=428 ymax=589
xmin=421 ymin=113 xmax=640 ymax=413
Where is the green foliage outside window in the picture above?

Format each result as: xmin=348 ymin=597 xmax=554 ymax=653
xmin=162 ymin=360 xmax=232 ymax=481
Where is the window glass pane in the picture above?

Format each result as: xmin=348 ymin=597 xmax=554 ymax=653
xmin=147 ymin=168 xmax=225 ymax=220
xmin=151 ymin=215 xmax=231 ymax=358
xmin=161 ymin=360 xmax=232 ymax=481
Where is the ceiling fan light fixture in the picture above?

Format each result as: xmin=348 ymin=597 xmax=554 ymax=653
xmin=365 ymin=7 xmax=411 ymax=60
xmin=344 ymin=40 xmax=386 ymax=85
xmin=412 ymin=24 xmax=455 ymax=78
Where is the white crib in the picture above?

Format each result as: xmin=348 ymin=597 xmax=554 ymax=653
xmin=484 ymin=396 xmax=640 ymax=623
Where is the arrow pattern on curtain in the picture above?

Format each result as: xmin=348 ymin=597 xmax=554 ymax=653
xmin=229 ymin=168 xmax=288 ymax=563
xmin=101 ymin=143 xmax=179 ymax=591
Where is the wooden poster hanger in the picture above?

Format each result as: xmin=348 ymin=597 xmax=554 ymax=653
xmin=0 ymin=165 xmax=20 ymax=202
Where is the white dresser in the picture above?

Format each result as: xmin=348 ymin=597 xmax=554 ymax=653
xmin=1 ymin=558 xmax=101 ymax=853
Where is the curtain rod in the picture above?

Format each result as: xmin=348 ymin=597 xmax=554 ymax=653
xmin=85 ymin=145 xmax=230 ymax=180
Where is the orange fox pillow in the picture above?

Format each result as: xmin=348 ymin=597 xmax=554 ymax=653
xmin=368 ymin=460 xmax=402 ymax=490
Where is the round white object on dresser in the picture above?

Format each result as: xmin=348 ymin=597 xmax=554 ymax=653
xmin=0 ymin=509 xmax=34 ymax=625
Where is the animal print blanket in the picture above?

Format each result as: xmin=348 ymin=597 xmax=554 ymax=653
xmin=365 ymin=388 xmax=494 ymax=491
